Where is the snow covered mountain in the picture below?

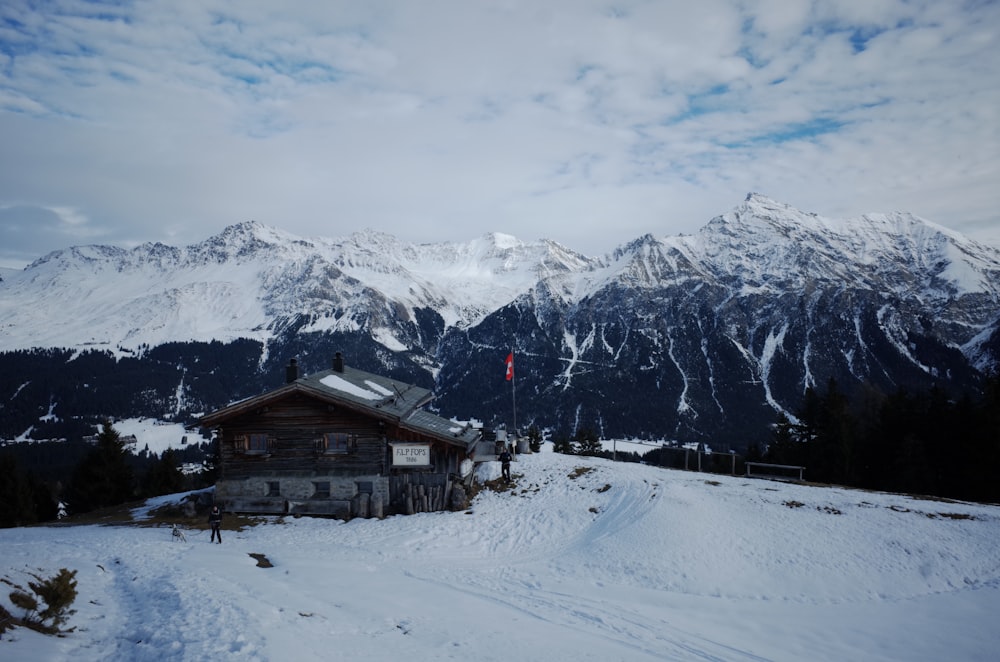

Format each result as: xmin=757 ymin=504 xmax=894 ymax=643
xmin=1 ymin=194 xmax=998 ymax=445
xmin=0 ymin=222 xmax=591 ymax=352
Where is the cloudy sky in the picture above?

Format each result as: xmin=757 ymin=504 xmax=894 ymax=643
xmin=1 ymin=1 xmax=998 ymax=268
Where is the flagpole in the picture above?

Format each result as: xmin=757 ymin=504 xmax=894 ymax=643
xmin=510 ymin=347 xmax=517 ymax=455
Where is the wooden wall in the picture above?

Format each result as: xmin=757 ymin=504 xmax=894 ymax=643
xmin=219 ymin=393 xmax=386 ymax=478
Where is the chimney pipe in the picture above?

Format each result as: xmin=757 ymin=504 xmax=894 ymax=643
xmin=286 ymin=358 xmax=299 ymax=383
xmin=333 ymin=352 xmax=345 ymax=373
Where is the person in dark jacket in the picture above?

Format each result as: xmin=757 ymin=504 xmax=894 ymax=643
xmin=208 ymin=505 xmax=223 ymax=544
xmin=498 ymin=448 xmax=513 ymax=482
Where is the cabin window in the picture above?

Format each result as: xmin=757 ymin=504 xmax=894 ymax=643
xmin=312 ymin=481 xmax=331 ymax=499
xmin=319 ymin=432 xmax=356 ymax=454
xmin=266 ymin=481 xmax=280 ymax=497
xmin=240 ymin=433 xmax=270 ymax=454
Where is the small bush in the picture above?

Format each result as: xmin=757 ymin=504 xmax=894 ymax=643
xmin=0 ymin=603 xmax=15 ymax=637
xmin=6 ymin=568 xmax=78 ymax=635
xmin=9 ymin=589 xmax=38 ymax=625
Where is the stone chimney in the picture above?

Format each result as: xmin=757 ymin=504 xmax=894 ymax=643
xmin=333 ymin=352 xmax=345 ymax=373
xmin=285 ymin=358 xmax=299 ymax=383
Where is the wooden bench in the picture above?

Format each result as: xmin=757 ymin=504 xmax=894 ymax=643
xmin=745 ymin=462 xmax=806 ymax=482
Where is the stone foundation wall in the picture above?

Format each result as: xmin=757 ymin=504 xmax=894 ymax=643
xmin=216 ymin=474 xmax=390 ymax=519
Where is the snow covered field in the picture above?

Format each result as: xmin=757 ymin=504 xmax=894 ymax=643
xmin=2 ymin=445 xmax=998 ymax=661
xmin=112 ymin=418 xmax=210 ymax=455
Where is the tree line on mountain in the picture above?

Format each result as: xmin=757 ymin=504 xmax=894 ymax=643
xmin=0 ymin=422 xmax=217 ymax=528
xmin=0 ymin=341 xmax=267 ymax=441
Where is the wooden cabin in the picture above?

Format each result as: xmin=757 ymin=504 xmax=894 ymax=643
xmin=198 ymin=353 xmax=481 ymax=518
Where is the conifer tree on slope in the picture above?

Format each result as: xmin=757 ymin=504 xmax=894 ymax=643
xmin=67 ymin=421 xmax=135 ymax=513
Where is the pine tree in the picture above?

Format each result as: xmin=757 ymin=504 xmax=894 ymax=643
xmin=67 ymin=421 xmax=135 ymax=513
xmin=526 ymin=425 xmax=542 ymax=453
xmin=200 ymin=439 xmax=220 ymax=483
xmin=810 ymin=379 xmax=856 ymax=485
xmin=552 ymin=433 xmax=575 ymax=455
xmin=27 ymin=472 xmax=58 ymax=523
xmin=142 ymin=448 xmax=185 ymax=497
xmin=575 ymin=427 xmax=603 ymax=457
xmin=766 ymin=414 xmax=800 ymax=466
xmin=969 ymin=374 xmax=1000 ymax=502
xmin=0 ymin=453 xmax=36 ymax=527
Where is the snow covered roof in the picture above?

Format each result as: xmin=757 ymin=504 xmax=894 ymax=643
xmin=199 ymin=361 xmax=479 ymax=450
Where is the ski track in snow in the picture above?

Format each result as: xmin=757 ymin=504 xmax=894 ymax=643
xmin=59 ymin=531 xmax=266 ymax=661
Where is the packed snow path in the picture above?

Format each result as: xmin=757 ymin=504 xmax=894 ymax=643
xmin=3 ymin=447 xmax=999 ymax=661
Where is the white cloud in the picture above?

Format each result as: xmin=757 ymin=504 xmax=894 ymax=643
xmin=0 ymin=0 xmax=997 ymax=265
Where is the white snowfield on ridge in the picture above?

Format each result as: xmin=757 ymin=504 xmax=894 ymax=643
xmin=2 ymin=445 xmax=998 ymax=661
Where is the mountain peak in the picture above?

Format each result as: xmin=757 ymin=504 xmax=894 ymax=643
xmin=484 ymin=232 xmax=521 ymax=250
xmin=733 ymin=192 xmax=819 ymax=223
xmin=215 ymin=220 xmax=300 ymax=246
xmin=744 ymin=191 xmax=777 ymax=204
xmin=190 ymin=221 xmax=306 ymax=263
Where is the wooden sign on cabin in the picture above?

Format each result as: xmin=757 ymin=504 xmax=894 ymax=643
xmin=391 ymin=443 xmax=431 ymax=467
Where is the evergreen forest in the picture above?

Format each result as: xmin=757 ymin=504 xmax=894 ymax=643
xmin=1 ymin=422 xmax=216 ymax=528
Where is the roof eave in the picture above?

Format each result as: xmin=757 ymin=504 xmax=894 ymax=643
xmin=197 ymin=381 xmax=403 ymax=428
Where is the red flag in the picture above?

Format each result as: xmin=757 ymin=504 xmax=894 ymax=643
xmin=505 ymin=352 xmax=514 ymax=381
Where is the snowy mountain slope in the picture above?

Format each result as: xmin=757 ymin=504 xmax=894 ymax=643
xmin=0 ymin=238 xmax=272 ymax=350
xmin=690 ymin=194 xmax=1000 ymax=300
xmin=1 ymin=195 xmax=997 ymax=355
xmin=2 ymin=446 xmax=998 ymax=661
xmin=1 ymin=195 xmax=999 ymax=444
xmin=0 ymin=222 xmax=593 ymax=353
xmin=438 ymin=195 xmax=1000 ymax=422
xmin=581 ymin=193 xmax=1000 ymax=302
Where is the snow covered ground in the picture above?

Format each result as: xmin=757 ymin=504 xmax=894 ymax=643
xmin=112 ymin=418 xmax=211 ymax=456
xmin=2 ymin=445 xmax=998 ymax=661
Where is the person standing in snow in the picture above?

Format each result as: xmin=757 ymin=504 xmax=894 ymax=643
xmin=208 ymin=505 xmax=223 ymax=543
xmin=498 ymin=447 xmax=513 ymax=482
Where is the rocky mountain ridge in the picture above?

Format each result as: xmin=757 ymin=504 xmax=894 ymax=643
xmin=2 ymin=193 xmax=998 ymax=446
